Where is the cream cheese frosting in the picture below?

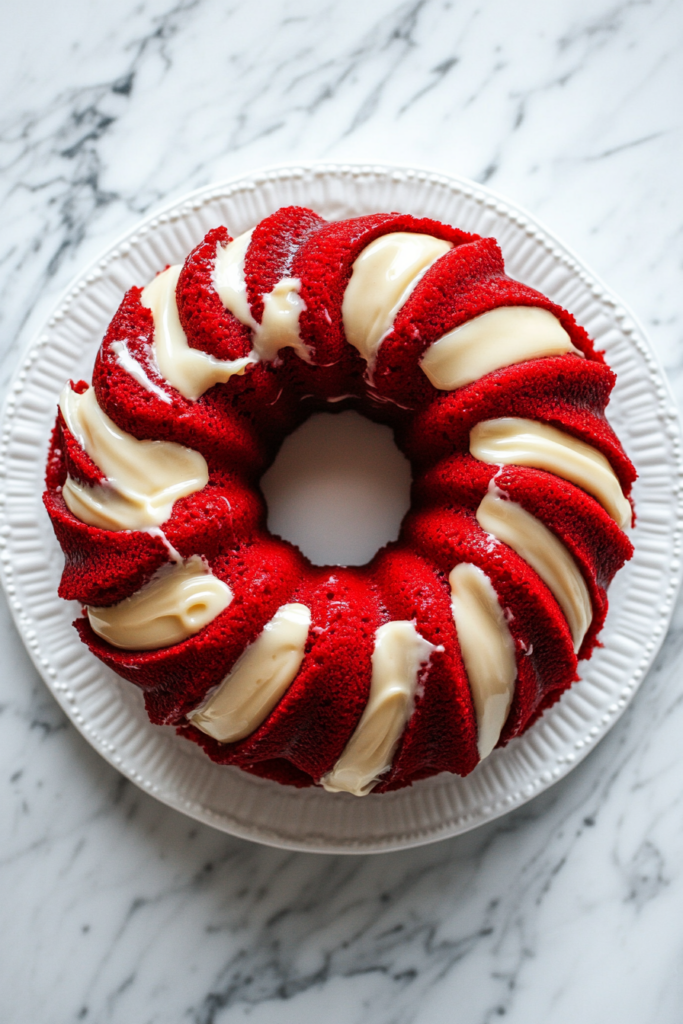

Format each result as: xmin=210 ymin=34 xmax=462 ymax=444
xmin=111 ymin=340 xmax=171 ymax=404
xmin=59 ymin=384 xmax=208 ymax=531
xmin=213 ymin=229 xmax=311 ymax=364
xmin=141 ymin=264 xmax=253 ymax=402
xmin=188 ymin=603 xmax=311 ymax=743
xmin=342 ymin=232 xmax=452 ymax=367
xmin=470 ymin=417 xmax=631 ymax=529
xmin=256 ymin=277 xmax=309 ymax=362
xmin=87 ymin=557 xmax=232 ymax=650
xmin=476 ymin=492 xmax=592 ymax=652
xmin=420 ymin=305 xmax=581 ymax=391
xmin=321 ymin=620 xmax=439 ymax=796
xmin=212 ymin=229 xmax=256 ymax=329
xmin=449 ymin=563 xmax=517 ymax=759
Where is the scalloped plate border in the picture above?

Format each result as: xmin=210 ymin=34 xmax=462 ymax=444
xmin=1 ymin=163 xmax=681 ymax=853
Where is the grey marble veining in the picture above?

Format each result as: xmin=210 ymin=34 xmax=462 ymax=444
xmin=2 ymin=1 xmax=683 ymax=1021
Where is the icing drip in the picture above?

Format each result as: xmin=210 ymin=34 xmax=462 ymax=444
xmin=213 ymin=230 xmax=311 ymax=364
xmin=144 ymin=526 xmax=182 ymax=563
xmin=111 ymin=341 xmax=171 ymax=404
xmin=342 ymin=232 xmax=452 ymax=367
xmin=420 ymin=306 xmax=582 ymax=391
xmin=59 ymin=384 xmax=208 ymax=531
xmin=449 ymin=563 xmax=517 ymax=759
xmin=188 ymin=603 xmax=311 ymax=743
xmin=87 ymin=557 xmax=232 ymax=650
xmin=321 ymin=621 xmax=439 ymax=797
xmin=470 ymin=417 xmax=631 ymax=529
xmin=476 ymin=492 xmax=592 ymax=653
xmin=141 ymin=265 xmax=253 ymax=402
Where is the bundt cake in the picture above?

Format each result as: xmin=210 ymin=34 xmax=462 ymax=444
xmin=43 ymin=206 xmax=635 ymax=796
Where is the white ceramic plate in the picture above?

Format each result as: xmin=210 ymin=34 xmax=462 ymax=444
xmin=1 ymin=164 xmax=681 ymax=853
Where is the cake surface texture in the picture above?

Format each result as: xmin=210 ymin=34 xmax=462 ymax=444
xmin=44 ymin=205 xmax=636 ymax=796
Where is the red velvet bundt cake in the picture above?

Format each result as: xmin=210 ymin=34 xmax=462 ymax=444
xmin=44 ymin=206 xmax=635 ymax=796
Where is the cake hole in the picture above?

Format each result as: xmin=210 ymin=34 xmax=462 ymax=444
xmin=261 ymin=410 xmax=412 ymax=566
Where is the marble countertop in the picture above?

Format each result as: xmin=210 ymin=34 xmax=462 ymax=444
xmin=2 ymin=1 xmax=683 ymax=1021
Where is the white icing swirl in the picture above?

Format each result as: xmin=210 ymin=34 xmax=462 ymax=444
xmin=87 ymin=557 xmax=232 ymax=650
xmin=189 ymin=603 xmax=311 ymax=743
xmin=142 ymin=265 xmax=253 ymax=402
xmin=449 ymin=563 xmax=517 ymax=759
xmin=59 ymin=384 xmax=208 ymax=531
xmin=342 ymin=232 xmax=452 ymax=367
xmin=470 ymin=417 xmax=631 ymax=529
xmin=420 ymin=306 xmax=582 ymax=391
xmin=476 ymin=492 xmax=592 ymax=653
xmin=321 ymin=620 xmax=439 ymax=796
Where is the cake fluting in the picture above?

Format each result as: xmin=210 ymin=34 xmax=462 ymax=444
xmin=470 ymin=417 xmax=632 ymax=529
xmin=188 ymin=603 xmax=312 ymax=743
xmin=43 ymin=205 xmax=636 ymax=796
xmin=321 ymin=620 xmax=441 ymax=797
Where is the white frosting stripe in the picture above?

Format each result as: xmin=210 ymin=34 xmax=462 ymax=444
xmin=59 ymin=385 xmax=208 ymax=531
xmin=213 ymin=230 xmax=311 ymax=364
xmin=87 ymin=557 xmax=232 ymax=650
xmin=321 ymin=621 xmax=438 ymax=797
xmin=342 ymin=232 xmax=453 ymax=366
xmin=212 ymin=229 xmax=257 ymax=330
xmin=142 ymin=265 xmax=253 ymax=402
xmin=420 ymin=306 xmax=581 ymax=391
xmin=111 ymin=341 xmax=171 ymax=404
xmin=255 ymin=277 xmax=309 ymax=362
xmin=188 ymin=603 xmax=311 ymax=743
xmin=449 ymin=563 xmax=517 ymax=759
xmin=476 ymin=492 xmax=592 ymax=653
xmin=470 ymin=417 xmax=631 ymax=529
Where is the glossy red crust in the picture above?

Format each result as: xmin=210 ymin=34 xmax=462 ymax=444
xmin=43 ymin=206 xmax=636 ymax=792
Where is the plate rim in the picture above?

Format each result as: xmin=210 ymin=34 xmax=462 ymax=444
xmin=1 ymin=161 xmax=682 ymax=853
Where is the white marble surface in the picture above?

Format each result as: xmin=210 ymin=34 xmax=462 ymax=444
xmin=1 ymin=1 xmax=683 ymax=1021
